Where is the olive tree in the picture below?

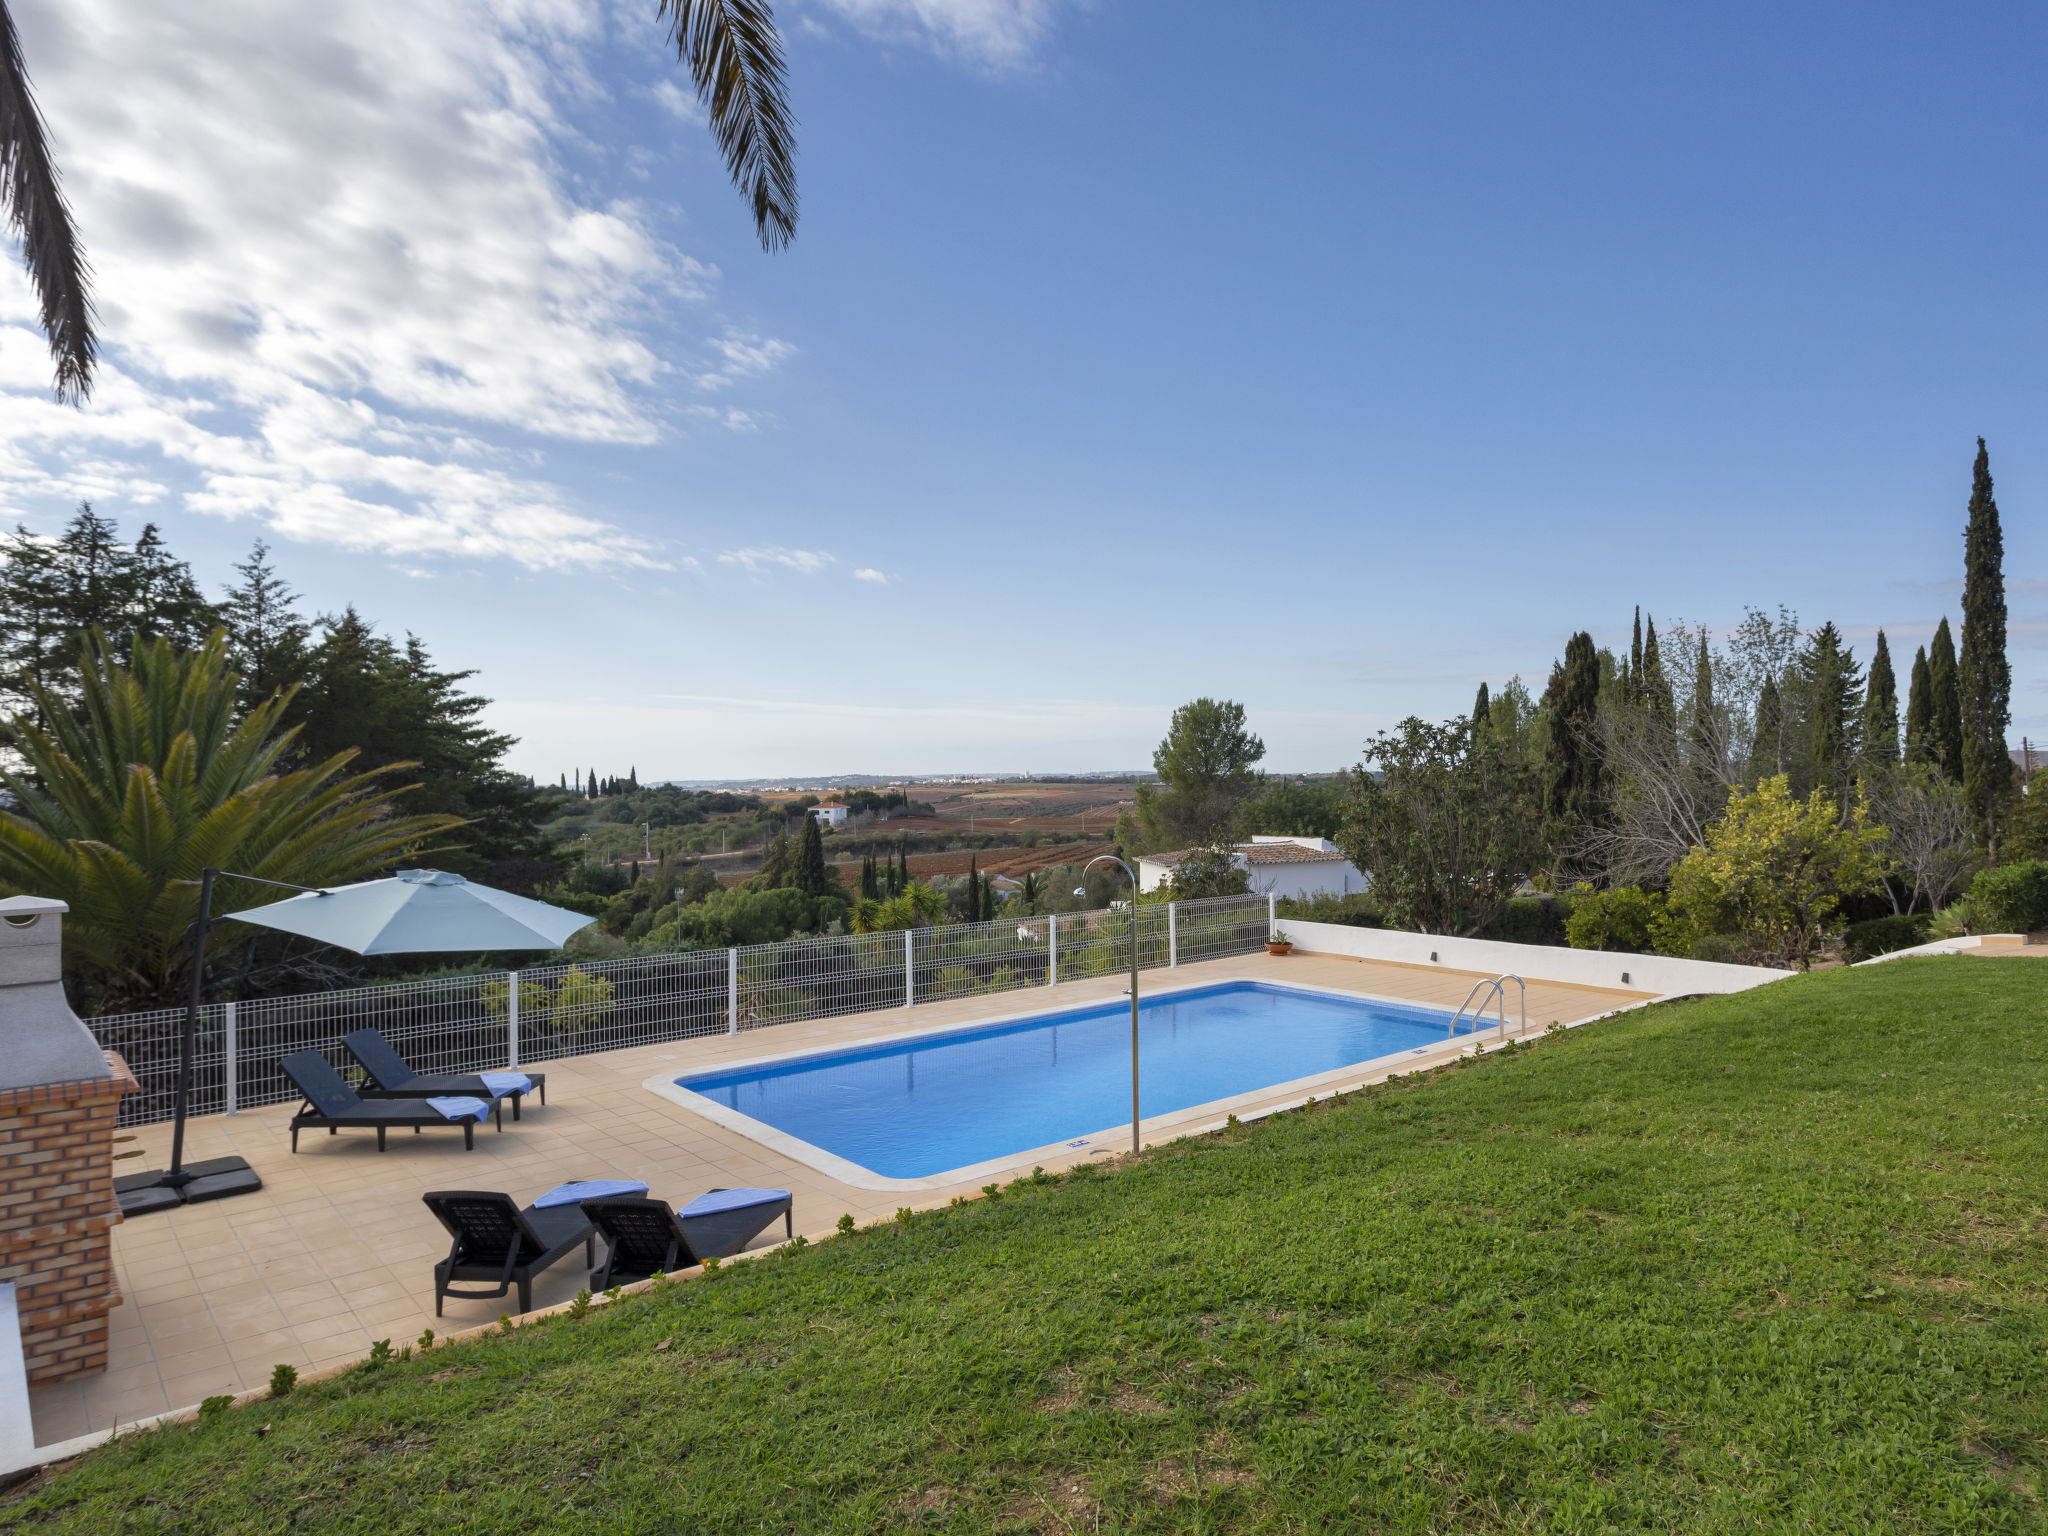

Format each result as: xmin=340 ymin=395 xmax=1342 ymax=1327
xmin=1337 ymin=716 xmax=1544 ymax=937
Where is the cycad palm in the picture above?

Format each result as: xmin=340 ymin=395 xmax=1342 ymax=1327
xmin=0 ymin=630 xmax=461 ymax=1009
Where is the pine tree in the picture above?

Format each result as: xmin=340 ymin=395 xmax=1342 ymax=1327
xmin=1542 ymin=631 xmax=1604 ymax=844
xmin=1905 ymin=647 xmax=1932 ymax=764
xmin=1471 ymin=682 xmax=1491 ymax=738
xmin=221 ymin=541 xmax=311 ymax=708
xmin=1861 ymin=629 xmax=1899 ymax=768
xmin=1959 ymin=437 xmax=2014 ymax=850
xmin=1797 ymin=621 xmax=1862 ymax=805
xmin=1928 ymin=618 xmax=1963 ymax=782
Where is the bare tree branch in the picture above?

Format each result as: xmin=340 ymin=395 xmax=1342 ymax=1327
xmin=659 ymin=0 xmax=799 ymax=252
xmin=0 ymin=0 xmax=95 ymax=402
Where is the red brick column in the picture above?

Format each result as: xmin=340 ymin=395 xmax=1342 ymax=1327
xmin=0 ymin=1053 xmax=137 ymax=1385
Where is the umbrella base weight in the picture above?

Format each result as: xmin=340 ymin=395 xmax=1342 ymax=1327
xmin=115 ymin=1157 xmax=263 ymax=1216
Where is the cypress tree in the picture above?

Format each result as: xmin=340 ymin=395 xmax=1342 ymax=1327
xmin=1905 ymin=646 xmax=1933 ymax=764
xmin=1958 ymin=437 xmax=2014 ymax=849
xmin=1471 ymin=682 xmax=1490 ymax=738
xmin=1753 ymin=675 xmax=1783 ymax=780
xmin=629 ymin=766 xmax=639 ymax=791
xmin=1688 ymin=632 xmax=1716 ymax=769
xmin=794 ymin=811 xmax=828 ymax=896
xmin=1862 ymin=629 xmax=1899 ymax=767
xmin=1641 ymin=615 xmax=1674 ymax=725
xmin=1542 ymin=631 xmax=1604 ymax=841
xmin=965 ymin=853 xmax=978 ymax=922
xmin=1628 ymin=608 xmax=1644 ymax=706
xmin=1928 ymin=618 xmax=1963 ymax=782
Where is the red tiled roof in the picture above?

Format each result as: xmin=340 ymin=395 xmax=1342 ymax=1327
xmin=1143 ymin=843 xmax=1347 ymax=867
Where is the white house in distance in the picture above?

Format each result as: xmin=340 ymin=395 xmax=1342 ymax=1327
xmin=809 ymin=804 xmax=848 ymax=829
xmin=1136 ymin=836 xmax=1366 ymax=901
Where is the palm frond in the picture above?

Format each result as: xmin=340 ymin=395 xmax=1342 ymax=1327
xmin=0 ymin=0 xmax=95 ymax=401
xmin=658 ymin=0 xmax=798 ymax=252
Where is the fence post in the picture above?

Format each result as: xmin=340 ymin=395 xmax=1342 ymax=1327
xmin=905 ymin=929 xmax=916 ymax=1008
xmin=1268 ymin=892 xmax=1276 ymax=937
xmin=1168 ymin=903 xmax=1177 ymax=968
xmin=507 ymin=971 xmax=520 ymax=1069
xmin=223 ymin=1002 xmax=238 ymax=1116
xmin=1048 ymin=913 xmax=1058 ymax=987
xmin=728 ymin=948 xmax=740 ymax=1035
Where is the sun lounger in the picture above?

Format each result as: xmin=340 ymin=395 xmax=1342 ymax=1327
xmin=280 ymin=1050 xmax=501 ymax=1152
xmin=580 ymin=1187 xmax=794 ymax=1288
xmin=676 ymin=1188 xmax=793 ymax=1260
xmin=342 ymin=1027 xmax=546 ymax=1120
xmin=422 ymin=1191 xmax=597 ymax=1315
xmin=579 ymin=1197 xmax=704 ymax=1289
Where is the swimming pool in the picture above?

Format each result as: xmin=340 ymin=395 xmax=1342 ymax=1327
xmin=664 ymin=981 xmax=1467 ymax=1183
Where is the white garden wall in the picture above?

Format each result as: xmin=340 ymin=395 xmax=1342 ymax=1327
xmin=1274 ymin=918 xmax=1791 ymax=996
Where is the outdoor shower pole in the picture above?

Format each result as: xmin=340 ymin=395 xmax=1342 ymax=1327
xmin=1082 ymin=854 xmax=1142 ymax=1156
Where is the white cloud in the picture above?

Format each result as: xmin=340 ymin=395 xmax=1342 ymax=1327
xmin=718 ymin=546 xmax=836 ymax=575
xmin=0 ymin=0 xmax=733 ymax=571
xmin=808 ymin=0 xmax=1066 ymax=67
xmin=853 ymin=567 xmax=890 ymax=584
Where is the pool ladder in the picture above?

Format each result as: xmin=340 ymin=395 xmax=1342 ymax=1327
xmin=1449 ymin=974 xmax=1527 ymax=1042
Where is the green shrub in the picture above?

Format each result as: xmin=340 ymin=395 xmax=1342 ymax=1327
xmin=1275 ymin=892 xmax=1383 ymax=928
xmin=1564 ymin=886 xmax=1665 ymax=952
xmin=1481 ymin=895 xmax=1564 ymax=946
xmin=1970 ymin=860 xmax=2048 ymax=933
xmin=1842 ymin=913 xmax=1933 ymax=962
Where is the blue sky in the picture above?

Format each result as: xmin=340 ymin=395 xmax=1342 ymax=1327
xmin=2 ymin=2 xmax=2044 ymax=778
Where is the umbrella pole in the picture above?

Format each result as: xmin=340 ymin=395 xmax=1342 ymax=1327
xmin=164 ymin=867 xmax=215 ymax=1184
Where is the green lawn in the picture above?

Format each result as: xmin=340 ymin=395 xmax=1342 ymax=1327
xmin=12 ymin=960 xmax=2048 ymax=1533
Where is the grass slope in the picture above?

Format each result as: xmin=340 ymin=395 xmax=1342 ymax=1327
xmin=12 ymin=961 xmax=2048 ymax=1533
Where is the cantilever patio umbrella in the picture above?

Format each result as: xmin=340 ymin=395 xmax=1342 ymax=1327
xmin=116 ymin=869 xmax=594 ymax=1217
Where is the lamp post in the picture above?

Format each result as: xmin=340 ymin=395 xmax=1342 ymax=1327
xmin=1076 ymin=853 xmax=1142 ymax=1155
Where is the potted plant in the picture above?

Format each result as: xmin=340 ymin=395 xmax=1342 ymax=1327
xmin=1266 ymin=928 xmax=1294 ymax=957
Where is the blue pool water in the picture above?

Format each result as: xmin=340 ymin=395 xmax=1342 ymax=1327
xmin=677 ymin=982 xmax=1463 ymax=1179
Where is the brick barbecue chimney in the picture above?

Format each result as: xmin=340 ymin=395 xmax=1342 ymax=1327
xmin=0 ymin=896 xmax=135 ymax=1385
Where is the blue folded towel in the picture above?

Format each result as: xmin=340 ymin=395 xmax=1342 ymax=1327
xmin=427 ymin=1096 xmax=492 ymax=1122
xmin=478 ymin=1071 xmax=534 ymax=1097
xmin=680 ymin=1187 xmax=791 ymax=1218
xmin=533 ymin=1178 xmax=650 ymax=1209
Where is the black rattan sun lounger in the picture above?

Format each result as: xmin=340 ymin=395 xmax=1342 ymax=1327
xmin=342 ymin=1027 xmax=546 ymax=1120
xmin=280 ymin=1050 xmax=500 ymax=1152
xmin=580 ymin=1197 xmax=705 ymax=1289
xmin=423 ymin=1191 xmax=597 ymax=1315
xmin=675 ymin=1187 xmax=793 ymax=1260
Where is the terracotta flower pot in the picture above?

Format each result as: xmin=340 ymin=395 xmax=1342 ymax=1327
xmin=1265 ymin=942 xmax=1293 ymax=956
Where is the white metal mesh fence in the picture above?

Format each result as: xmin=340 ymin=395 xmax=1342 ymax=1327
xmin=87 ymin=893 xmax=1271 ymax=1126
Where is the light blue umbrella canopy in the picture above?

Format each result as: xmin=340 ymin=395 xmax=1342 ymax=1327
xmin=226 ymin=869 xmax=594 ymax=955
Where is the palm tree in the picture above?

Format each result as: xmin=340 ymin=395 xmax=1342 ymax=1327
xmin=0 ymin=0 xmax=94 ymax=402
xmin=0 ymin=630 xmax=463 ymax=1010
xmin=0 ymin=0 xmax=797 ymax=402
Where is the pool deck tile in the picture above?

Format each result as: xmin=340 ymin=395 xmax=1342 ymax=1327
xmin=27 ymin=949 xmax=1646 ymax=1448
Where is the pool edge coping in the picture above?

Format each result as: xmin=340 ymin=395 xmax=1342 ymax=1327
xmin=639 ymin=974 xmax=1611 ymax=1191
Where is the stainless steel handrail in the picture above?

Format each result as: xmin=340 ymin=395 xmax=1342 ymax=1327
xmin=1450 ymin=973 xmax=1528 ymax=1042
xmin=1448 ymin=977 xmax=1506 ymax=1040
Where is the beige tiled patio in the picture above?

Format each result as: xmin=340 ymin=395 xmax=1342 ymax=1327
xmin=29 ymin=950 xmax=1646 ymax=1449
